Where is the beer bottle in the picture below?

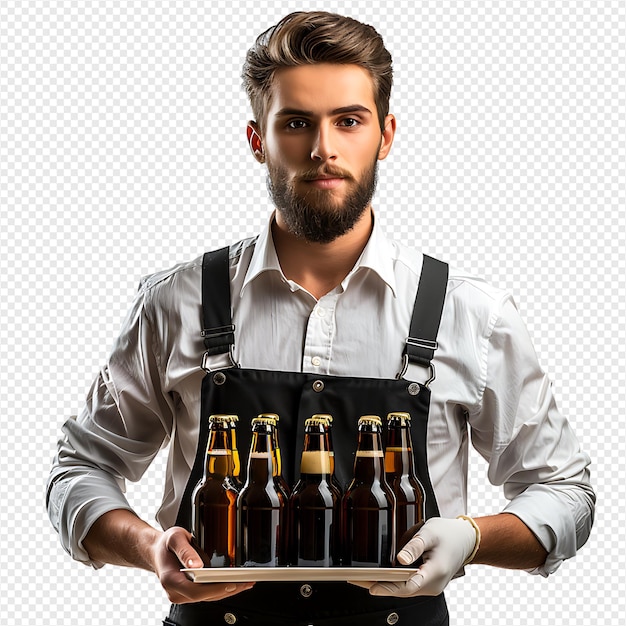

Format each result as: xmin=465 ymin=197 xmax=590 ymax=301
xmin=385 ymin=412 xmax=425 ymax=549
xmin=191 ymin=414 xmax=240 ymax=567
xmin=266 ymin=412 xmax=291 ymax=499
xmin=289 ymin=415 xmax=341 ymax=566
xmin=321 ymin=413 xmax=344 ymax=496
xmin=237 ymin=414 xmax=287 ymax=566
xmin=227 ymin=414 xmax=243 ymax=490
xmin=342 ymin=415 xmax=396 ymax=567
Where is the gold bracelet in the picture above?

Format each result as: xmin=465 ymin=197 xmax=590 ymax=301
xmin=457 ymin=515 xmax=481 ymax=565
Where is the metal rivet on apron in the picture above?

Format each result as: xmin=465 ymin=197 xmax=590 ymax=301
xmin=312 ymin=380 xmax=325 ymax=392
xmin=223 ymin=612 xmax=237 ymax=624
xmin=407 ymin=382 xmax=420 ymax=396
xmin=213 ymin=372 xmax=226 ymax=386
xmin=299 ymin=583 xmax=313 ymax=598
xmin=387 ymin=611 xmax=400 ymax=625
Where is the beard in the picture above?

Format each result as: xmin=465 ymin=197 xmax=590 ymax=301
xmin=266 ymin=157 xmax=379 ymax=244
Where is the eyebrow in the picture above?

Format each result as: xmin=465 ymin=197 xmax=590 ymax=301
xmin=274 ymin=105 xmax=373 ymax=118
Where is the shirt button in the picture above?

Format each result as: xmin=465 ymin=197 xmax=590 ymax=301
xmin=316 ymin=306 xmax=326 ymax=317
xmin=300 ymin=583 xmax=313 ymax=598
xmin=387 ymin=612 xmax=399 ymax=625
xmin=312 ymin=356 xmax=321 ymax=367
xmin=223 ymin=613 xmax=237 ymax=624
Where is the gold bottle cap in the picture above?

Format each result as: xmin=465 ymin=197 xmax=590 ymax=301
xmin=312 ymin=413 xmax=332 ymax=422
xmin=308 ymin=414 xmax=332 ymax=426
xmin=208 ymin=414 xmax=238 ymax=424
xmin=257 ymin=412 xmax=279 ymax=422
xmin=358 ymin=415 xmax=382 ymax=427
xmin=387 ymin=412 xmax=411 ymax=422
xmin=252 ymin=414 xmax=277 ymax=426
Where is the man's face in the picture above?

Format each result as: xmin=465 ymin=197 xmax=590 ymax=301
xmin=252 ymin=63 xmax=395 ymax=243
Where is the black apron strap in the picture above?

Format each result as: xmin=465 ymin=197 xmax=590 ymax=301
xmin=201 ymin=247 xmax=234 ymax=356
xmin=403 ymin=254 xmax=449 ymax=370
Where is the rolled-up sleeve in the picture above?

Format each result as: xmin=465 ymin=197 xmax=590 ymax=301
xmin=46 ymin=284 xmax=174 ymax=567
xmin=468 ymin=296 xmax=595 ymax=576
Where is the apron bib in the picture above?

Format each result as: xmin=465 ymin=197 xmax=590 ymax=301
xmin=169 ymin=247 xmax=450 ymax=626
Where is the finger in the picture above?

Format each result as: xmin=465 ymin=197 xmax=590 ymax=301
xmin=369 ymin=574 xmax=424 ymax=598
xmin=346 ymin=580 xmax=372 ymax=589
xmin=166 ymin=576 xmax=255 ymax=604
xmin=192 ymin=582 xmax=256 ymax=603
xmin=398 ymin=521 xmax=425 ymax=551
xmin=165 ymin=528 xmax=204 ymax=569
xmin=396 ymin=534 xmax=426 ymax=565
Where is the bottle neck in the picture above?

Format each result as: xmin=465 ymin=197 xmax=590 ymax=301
xmin=353 ymin=430 xmax=385 ymax=480
xmin=271 ymin=428 xmax=283 ymax=478
xmin=228 ymin=422 xmax=241 ymax=480
xmin=300 ymin=431 xmax=332 ymax=477
xmin=246 ymin=426 xmax=277 ymax=483
xmin=384 ymin=424 xmax=416 ymax=477
xmin=204 ymin=428 xmax=234 ymax=479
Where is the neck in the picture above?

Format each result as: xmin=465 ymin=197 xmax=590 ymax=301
xmin=271 ymin=208 xmax=374 ymax=300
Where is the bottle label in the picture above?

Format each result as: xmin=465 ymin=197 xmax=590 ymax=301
xmin=300 ymin=450 xmax=331 ymax=474
xmin=355 ymin=450 xmax=384 ymax=458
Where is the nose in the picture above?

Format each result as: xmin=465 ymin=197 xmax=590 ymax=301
xmin=311 ymin=125 xmax=337 ymax=162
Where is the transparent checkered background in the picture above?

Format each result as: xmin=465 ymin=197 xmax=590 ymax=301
xmin=1 ymin=1 xmax=624 ymax=624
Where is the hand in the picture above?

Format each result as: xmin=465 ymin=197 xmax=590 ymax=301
xmin=349 ymin=517 xmax=478 ymax=597
xmin=151 ymin=526 xmax=254 ymax=604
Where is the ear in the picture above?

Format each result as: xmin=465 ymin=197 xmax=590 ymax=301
xmin=377 ymin=114 xmax=397 ymax=161
xmin=247 ymin=121 xmax=265 ymax=163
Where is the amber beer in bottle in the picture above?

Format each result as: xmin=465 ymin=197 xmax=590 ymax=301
xmin=342 ymin=415 xmax=396 ymax=567
xmin=385 ymin=412 xmax=425 ymax=548
xmin=289 ymin=415 xmax=341 ymax=566
xmin=227 ymin=414 xmax=243 ymax=490
xmin=191 ymin=414 xmax=240 ymax=567
xmin=237 ymin=414 xmax=287 ymax=566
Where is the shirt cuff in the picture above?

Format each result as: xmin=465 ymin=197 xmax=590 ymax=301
xmin=49 ymin=471 xmax=135 ymax=569
xmin=502 ymin=484 xmax=578 ymax=577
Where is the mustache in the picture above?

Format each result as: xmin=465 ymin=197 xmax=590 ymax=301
xmin=299 ymin=166 xmax=353 ymax=182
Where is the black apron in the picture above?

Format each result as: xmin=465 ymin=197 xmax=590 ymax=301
xmin=167 ymin=246 xmax=450 ymax=626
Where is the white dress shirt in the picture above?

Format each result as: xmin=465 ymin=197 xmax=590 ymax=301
xmin=47 ymin=213 xmax=595 ymax=577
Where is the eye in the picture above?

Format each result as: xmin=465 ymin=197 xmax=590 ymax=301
xmin=286 ymin=119 xmax=308 ymax=130
xmin=338 ymin=118 xmax=360 ymax=128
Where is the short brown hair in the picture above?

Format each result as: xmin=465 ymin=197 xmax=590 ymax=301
xmin=242 ymin=11 xmax=393 ymax=132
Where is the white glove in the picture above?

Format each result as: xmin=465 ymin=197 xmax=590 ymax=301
xmin=355 ymin=516 xmax=480 ymax=597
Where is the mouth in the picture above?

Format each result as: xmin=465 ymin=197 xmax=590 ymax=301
xmin=301 ymin=170 xmax=350 ymax=190
xmin=304 ymin=176 xmax=345 ymax=190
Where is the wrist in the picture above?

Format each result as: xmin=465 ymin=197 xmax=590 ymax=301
xmin=84 ymin=509 xmax=161 ymax=571
xmin=456 ymin=515 xmax=481 ymax=565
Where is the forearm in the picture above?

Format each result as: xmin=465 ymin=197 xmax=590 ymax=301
xmin=473 ymin=512 xmax=547 ymax=569
xmin=82 ymin=509 xmax=160 ymax=571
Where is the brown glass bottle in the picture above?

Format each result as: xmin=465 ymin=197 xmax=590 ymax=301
xmin=342 ymin=415 xmax=396 ymax=567
xmin=237 ymin=415 xmax=287 ymax=566
xmin=289 ymin=415 xmax=341 ymax=566
xmin=322 ymin=413 xmax=344 ymax=497
xmin=191 ymin=414 xmax=240 ymax=567
xmin=227 ymin=414 xmax=243 ymax=490
xmin=385 ymin=412 xmax=425 ymax=549
xmin=267 ymin=412 xmax=291 ymax=500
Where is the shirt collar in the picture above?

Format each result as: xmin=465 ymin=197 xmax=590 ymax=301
xmin=240 ymin=210 xmax=397 ymax=297
xmin=347 ymin=211 xmax=397 ymax=297
xmin=240 ymin=211 xmax=285 ymax=295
